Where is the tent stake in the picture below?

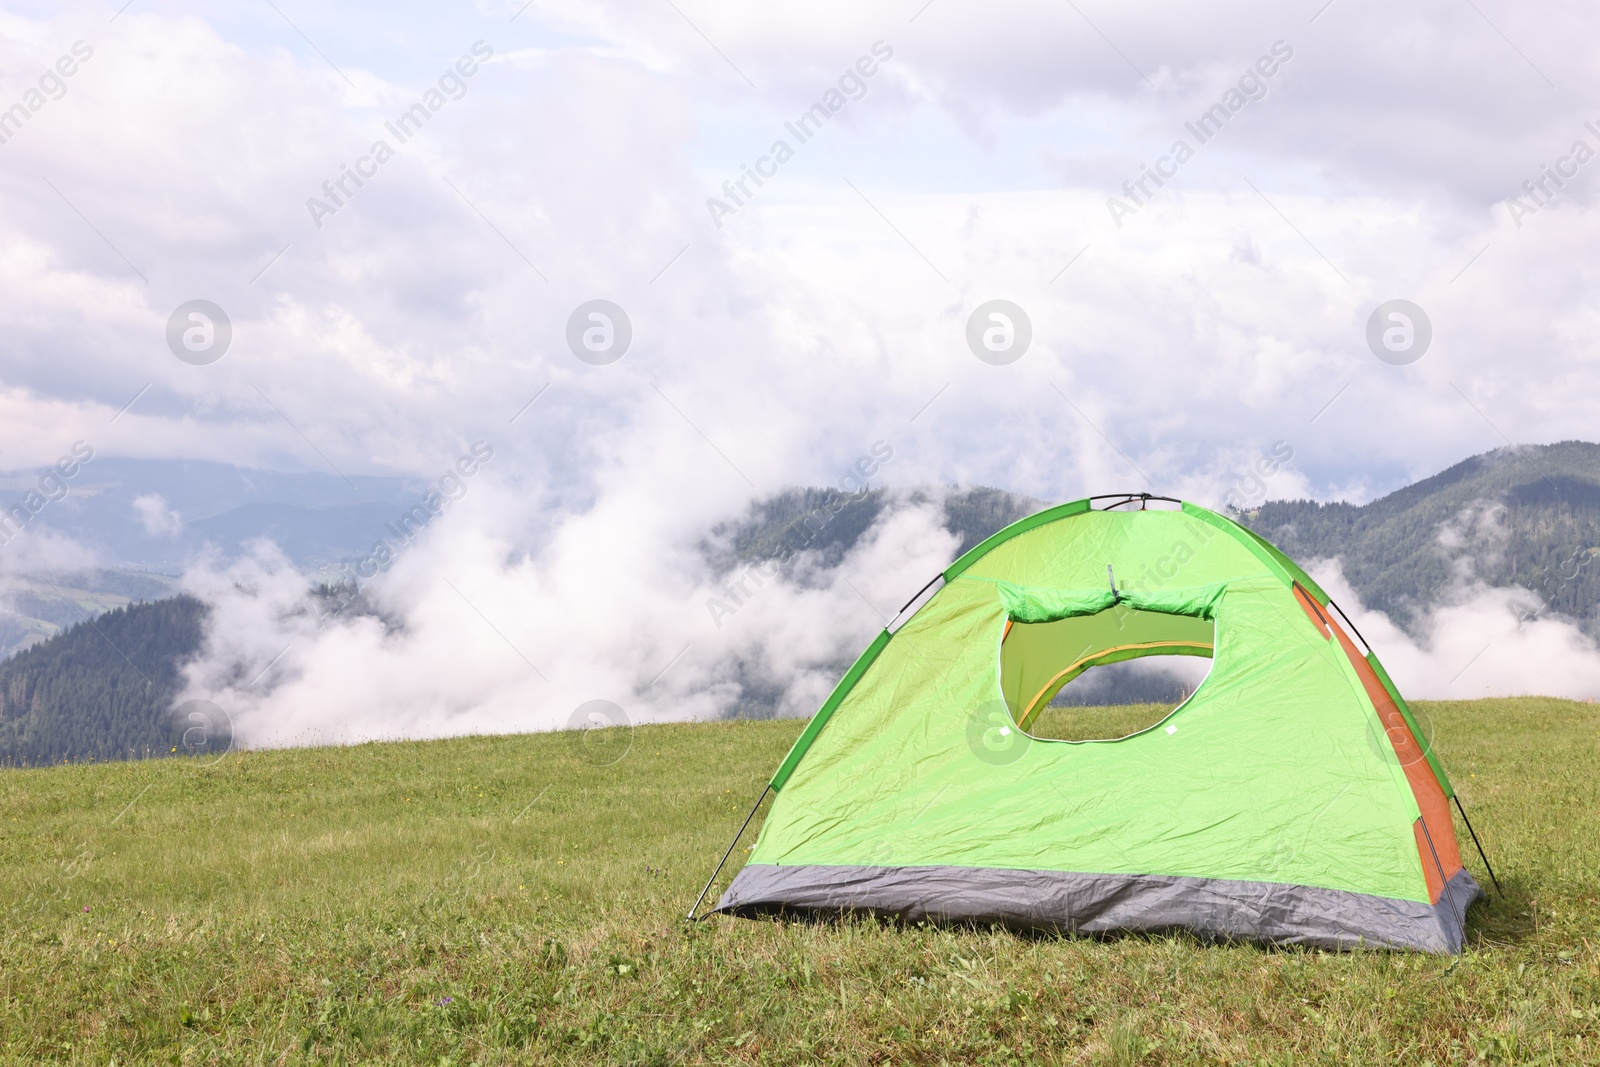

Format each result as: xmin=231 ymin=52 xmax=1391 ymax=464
xmin=687 ymin=785 xmax=771 ymax=922
xmin=1453 ymin=794 xmax=1503 ymax=896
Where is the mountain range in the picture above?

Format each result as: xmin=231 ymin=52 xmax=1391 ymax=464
xmin=1 ymin=442 xmax=1597 ymax=764
xmin=1240 ymin=440 xmax=1600 ymax=639
xmin=0 ymin=457 xmax=419 ymax=573
xmin=0 ymin=458 xmax=421 ymax=658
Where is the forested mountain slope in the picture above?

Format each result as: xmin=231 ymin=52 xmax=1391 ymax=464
xmin=0 ymin=596 xmax=206 ymax=766
xmin=1237 ymin=441 xmax=1600 ymax=636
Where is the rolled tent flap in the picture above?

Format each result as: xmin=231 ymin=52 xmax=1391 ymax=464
xmin=995 ymin=583 xmax=1117 ymax=622
xmin=1123 ymin=583 xmax=1230 ymax=619
xmin=994 ymin=579 xmax=1230 ymax=623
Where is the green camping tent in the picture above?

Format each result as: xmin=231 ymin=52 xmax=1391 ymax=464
xmin=705 ymin=495 xmax=1488 ymax=953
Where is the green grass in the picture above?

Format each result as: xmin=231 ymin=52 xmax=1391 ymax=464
xmin=1030 ymin=702 xmax=1184 ymax=741
xmin=2 ymin=698 xmax=1598 ymax=1065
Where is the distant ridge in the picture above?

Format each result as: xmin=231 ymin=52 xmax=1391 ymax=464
xmin=706 ymin=486 xmax=1045 ymax=577
xmin=1237 ymin=441 xmax=1600 ymax=637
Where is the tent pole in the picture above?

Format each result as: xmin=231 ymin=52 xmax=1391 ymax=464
xmin=1452 ymin=794 xmax=1503 ymax=896
xmin=1324 ymin=599 xmax=1373 ymax=656
xmin=895 ymin=574 xmax=943 ymax=616
xmin=687 ymin=785 xmax=772 ymax=922
xmin=1418 ymin=816 xmax=1466 ymax=946
xmin=887 ymin=574 xmax=944 ymax=632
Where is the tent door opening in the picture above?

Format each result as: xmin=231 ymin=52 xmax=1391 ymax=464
xmin=999 ymin=603 xmax=1215 ymax=741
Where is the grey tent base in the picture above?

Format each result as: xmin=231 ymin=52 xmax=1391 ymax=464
xmin=716 ymin=863 xmax=1481 ymax=954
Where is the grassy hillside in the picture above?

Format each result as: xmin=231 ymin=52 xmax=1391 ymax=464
xmin=3 ymin=699 xmax=1598 ymax=1065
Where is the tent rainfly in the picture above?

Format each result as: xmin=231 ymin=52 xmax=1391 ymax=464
xmin=696 ymin=495 xmax=1493 ymax=953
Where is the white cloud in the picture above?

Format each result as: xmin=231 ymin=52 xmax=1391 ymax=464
xmin=1 ymin=4 xmax=1594 ymax=495
xmin=0 ymin=525 xmax=98 ymax=579
xmin=0 ymin=2 xmax=1595 ymax=739
xmin=1310 ymin=558 xmax=1600 ymax=701
xmin=174 ymin=472 xmax=960 ymax=746
xmin=131 ymin=493 xmax=181 ymax=536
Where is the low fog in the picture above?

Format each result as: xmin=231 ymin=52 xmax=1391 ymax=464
xmin=168 ymin=483 xmax=1600 ymax=749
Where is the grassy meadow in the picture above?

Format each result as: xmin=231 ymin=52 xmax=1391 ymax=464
xmin=1 ymin=697 xmax=1598 ymax=1065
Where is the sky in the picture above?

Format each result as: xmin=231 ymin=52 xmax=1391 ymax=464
xmin=2 ymin=0 xmax=1597 ymax=743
